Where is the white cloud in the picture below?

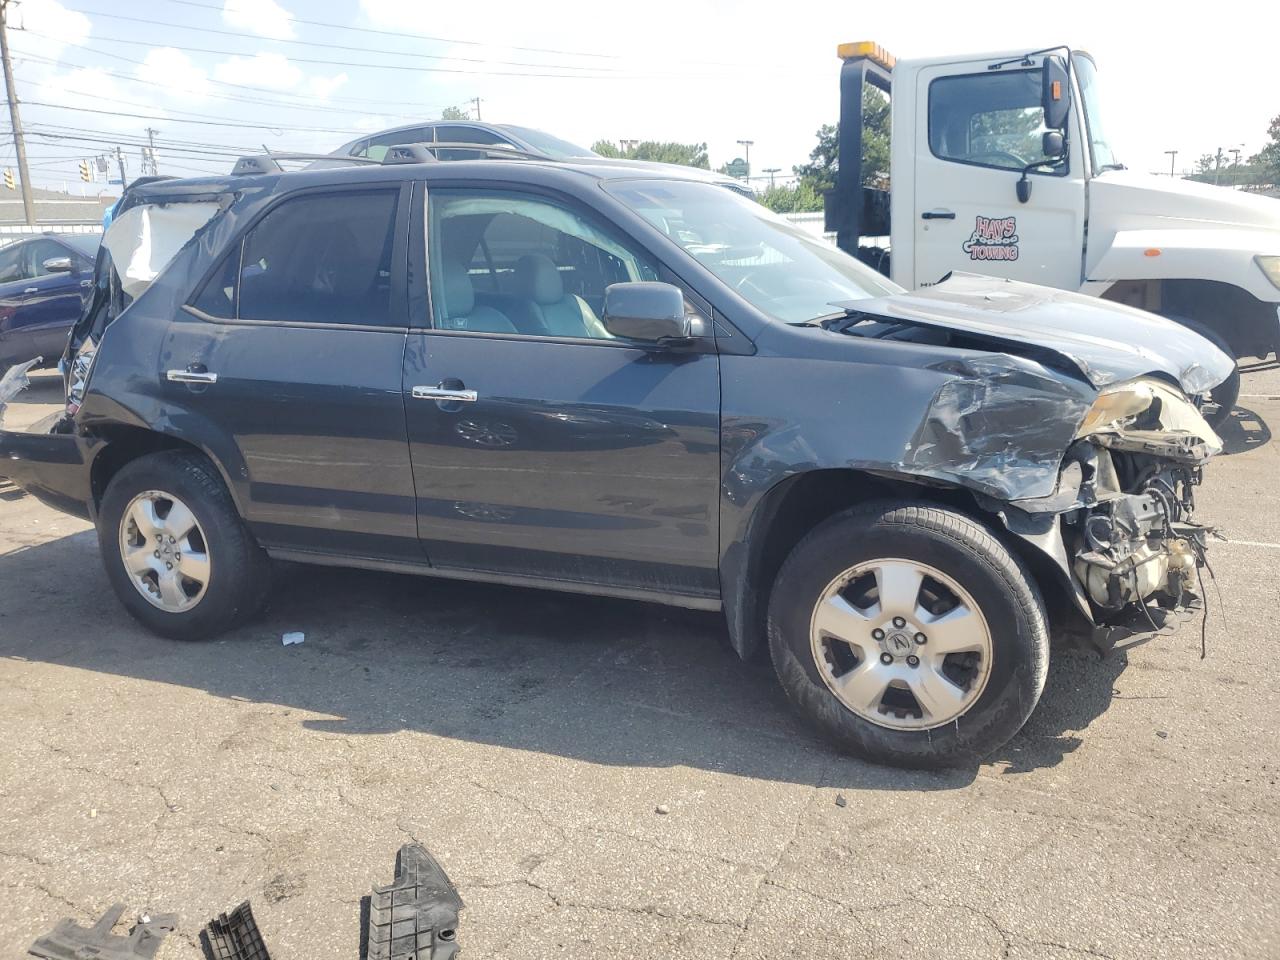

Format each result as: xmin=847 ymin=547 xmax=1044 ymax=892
xmin=9 ymin=0 xmax=91 ymax=61
xmin=223 ymin=0 xmax=295 ymax=41
xmin=137 ymin=47 xmax=210 ymax=100
xmin=306 ymin=72 xmax=349 ymax=101
xmin=213 ymin=52 xmax=302 ymax=90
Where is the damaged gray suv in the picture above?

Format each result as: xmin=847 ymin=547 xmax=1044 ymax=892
xmin=0 ymin=154 xmax=1231 ymax=768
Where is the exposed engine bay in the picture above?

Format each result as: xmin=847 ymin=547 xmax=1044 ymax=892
xmin=1056 ymin=378 xmax=1220 ymax=629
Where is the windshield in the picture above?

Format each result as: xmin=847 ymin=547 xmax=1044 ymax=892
xmin=497 ymin=125 xmax=599 ymax=160
xmin=62 ymin=233 xmax=102 ymax=257
xmin=606 ymin=179 xmax=902 ymax=324
xmin=1073 ymin=54 xmax=1121 ymax=172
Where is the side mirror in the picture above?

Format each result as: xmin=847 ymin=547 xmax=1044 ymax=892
xmin=1042 ymin=130 xmax=1065 ymax=159
xmin=603 ymin=282 xmax=690 ymax=343
xmin=1041 ymin=55 xmax=1071 ymax=130
xmin=42 ymin=256 xmax=73 ymax=273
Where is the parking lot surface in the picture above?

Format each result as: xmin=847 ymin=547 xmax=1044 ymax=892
xmin=2 ymin=365 xmax=1278 ymax=959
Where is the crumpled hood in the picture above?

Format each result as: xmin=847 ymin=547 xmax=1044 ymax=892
xmin=842 ymin=273 xmax=1235 ymax=396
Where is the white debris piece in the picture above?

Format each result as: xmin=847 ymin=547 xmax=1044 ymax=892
xmin=282 ymin=632 xmax=305 ymax=646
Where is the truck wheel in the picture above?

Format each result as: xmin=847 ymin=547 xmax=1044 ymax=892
xmin=767 ymin=502 xmax=1049 ymax=769
xmin=97 ymin=449 xmax=270 ymax=640
xmin=1162 ymin=314 xmax=1239 ymax=428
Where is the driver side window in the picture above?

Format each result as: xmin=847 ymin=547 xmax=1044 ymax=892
xmin=929 ymin=70 xmax=1063 ymax=173
xmin=427 ymin=189 xmax=660 ymax=340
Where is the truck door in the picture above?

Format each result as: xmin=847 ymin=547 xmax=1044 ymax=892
xmin=912 ymin=57 xmax=1085 ymax=290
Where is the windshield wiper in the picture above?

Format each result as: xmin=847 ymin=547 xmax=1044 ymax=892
xmin=795 ymin=305 xmax=874 ymax=332
xmin=1097 ymin=162 xmax=1126 ymax=172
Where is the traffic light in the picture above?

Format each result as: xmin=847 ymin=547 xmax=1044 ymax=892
xmin=3 ymin=169 xmax=14 ymax=191
xmin=79 ymin=159 xmax=92 ymax=182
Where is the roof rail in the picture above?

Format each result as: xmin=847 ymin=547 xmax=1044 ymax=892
xmin=380 ymin=142 xmax=544 ymax=165
xmin=230 ymin=153 xmax=379 ymax=176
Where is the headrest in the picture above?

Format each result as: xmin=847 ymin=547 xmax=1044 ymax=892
xmin=513 ymin=253 xmax=563 ymax=306
xmin=441 ymin=260 xmax=475 ymax=316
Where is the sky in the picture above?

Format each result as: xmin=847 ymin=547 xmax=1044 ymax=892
xmin=2 ymin=0 xmax=1276 ymax=195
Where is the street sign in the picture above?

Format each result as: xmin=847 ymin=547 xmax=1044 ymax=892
xmin=108 ymin=178 xmax=123 ymax=185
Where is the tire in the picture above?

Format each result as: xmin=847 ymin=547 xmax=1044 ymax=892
xmin=1161 ymin=314 xmax=1239 ymax=429
xmin=97 ymin=449 xmax=270 ymax=640
xmin=767 ymin=501 xmax=1049 ymax=769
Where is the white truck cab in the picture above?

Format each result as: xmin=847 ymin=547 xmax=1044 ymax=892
xmin=827 ymin=42 xmax=1280 ymax=419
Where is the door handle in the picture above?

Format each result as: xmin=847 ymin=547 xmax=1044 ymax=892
xmin=23 ymin=286 xmax=38 ymax=294
xmin=921 ymin=210 xmax=956 ymax=220
xmin=412 ymin=385 xmax=478 ymax=402
xmin=167 ymin=369 xmax=218 ymax=384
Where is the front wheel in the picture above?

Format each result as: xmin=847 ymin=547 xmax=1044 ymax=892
xmin=768 ymin=502 xmax=1049 ymax=769
xmin=98 ymin=450 xmax=270 ymax=640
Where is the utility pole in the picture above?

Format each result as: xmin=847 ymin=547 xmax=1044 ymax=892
xmin=763 ymin=167 xmax=781 ymax=189
xmin=736 ymin=139 xmax=754 ymax=178
xmin=115 ymin=144 xmax=127 ymax=189
xmin=1164 ymin=149 xmax=1177 ymax=178
xmin=145 ymin=127 xmax=159 ymax=175
xmin=470 ymin=97 xmax=482 ymax=121
xmin=0 ymin=0 xmax=36 ymax=225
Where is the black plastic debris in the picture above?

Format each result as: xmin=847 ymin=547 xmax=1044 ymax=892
xmin=28 ymin=903 xmax=177 ymax=960
xmin=367 ymin=844 xmax=464 ymax=960
xmin=202 ymin=901 xmax=271 ymax=960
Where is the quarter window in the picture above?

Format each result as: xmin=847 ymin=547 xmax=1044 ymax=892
xmin=929 ymin=70 xmax=1063 ymax=173
xmin=427 ymin=190 xmax=659 ymax=339
xmin=190 ymin=189 xmax=400 ymax=326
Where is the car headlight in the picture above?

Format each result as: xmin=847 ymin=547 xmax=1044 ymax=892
xmin=1257 ymin=255 xmax=1280 ymax=291
xmin=1075 ymin=380 xmax=1158 ymax=437
xmin=1076 ymin=377 xmax=1221 ymax=451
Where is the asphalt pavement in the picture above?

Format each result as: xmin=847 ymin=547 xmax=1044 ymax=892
xmin=1 ymin=363 xmax=1277 ymax=959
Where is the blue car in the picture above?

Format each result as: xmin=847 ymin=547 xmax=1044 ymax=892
xmin=0 ymin=232 xmax=100 ymax=375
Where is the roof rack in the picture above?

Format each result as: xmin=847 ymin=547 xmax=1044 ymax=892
xmin=229 ymin=153 xmax=379 ymax=176
xmin=230 ymin=141 xmax=547 ymax=177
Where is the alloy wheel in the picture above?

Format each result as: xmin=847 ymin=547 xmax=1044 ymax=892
xmin=809 ymin=558 xmax=993 ymax=730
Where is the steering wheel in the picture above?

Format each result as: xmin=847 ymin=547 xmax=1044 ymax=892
xmin=967 ymin=150 xmax=1026 ymax=169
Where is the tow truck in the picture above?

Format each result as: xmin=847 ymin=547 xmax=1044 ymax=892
xmin=825 ymin=41 xmax=1280 ymax=423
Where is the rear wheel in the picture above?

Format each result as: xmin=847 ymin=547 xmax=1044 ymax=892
xmin=98 ymin=450 xmax=270 ymax=640
xmin=768 ymin=502 xmax=1049 ymax=769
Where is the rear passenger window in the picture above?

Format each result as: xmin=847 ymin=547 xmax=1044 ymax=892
xmin=237 ymin=190 xmax=399 ymax=325
xmin=190 ymin=244 xmax=240 ymax=319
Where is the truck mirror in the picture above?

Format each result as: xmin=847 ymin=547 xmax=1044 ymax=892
xmin=1042 ymin=130 xmax=1065 ymax=159
xmin=1042 ymin=55 xmax=1071 ymax=130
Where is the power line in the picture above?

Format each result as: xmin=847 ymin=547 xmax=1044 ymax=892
xmin=63 ymin=7 xmax=623 ymax=73
xmin=152 ymin=0 xmax=621 ymax=60
xmin=11 ymin=49 xmax=431 ymax=121
xmin=11 ymin=43 xmax=454 ymax=113
xmin=21 ymin=99 xmax=364 ymax=134
xmin=19 ymin=30 xmax=627 ymax=79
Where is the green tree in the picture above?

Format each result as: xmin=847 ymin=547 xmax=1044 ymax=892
xmin=1250 ymin=115 xmax=1280 ymax=186
xmin=440 ymin=105 xmax=470 ymax=121
xmin=757 ymin=181 xmax=823 ymax=213
xmin=590 ymin=140 xmax=710 ymax=169
xmin=793 ymin=85 xmax=891 ymax=198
